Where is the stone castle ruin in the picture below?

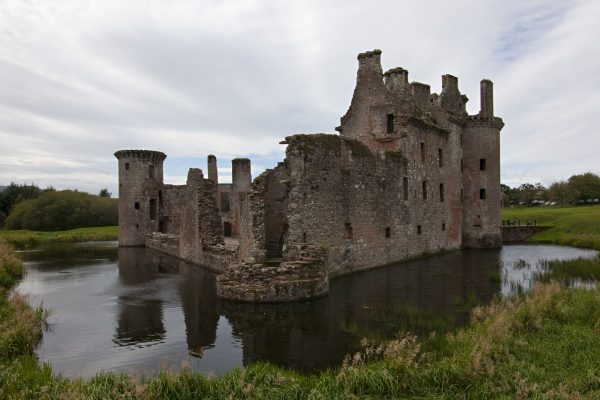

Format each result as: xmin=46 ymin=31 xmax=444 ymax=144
xmin=115 ymin=49 xmax=503 ymax=302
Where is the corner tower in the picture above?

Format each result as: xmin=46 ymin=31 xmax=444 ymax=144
xmin=462 ymin=80 xmax=504 ymax=247
xmin=114 ymin=150 xmax=167 ymax=246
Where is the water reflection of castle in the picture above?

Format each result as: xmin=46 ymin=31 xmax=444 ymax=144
xmin=115 ymin=247 xmax=501 ymax=372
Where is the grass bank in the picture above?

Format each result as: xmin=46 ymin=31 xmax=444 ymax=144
xmin=0 ymin=226 xmax=118 ymax=248
xmin=501 ymin=204 xmax=600 ymax=250
xmin=3 ymin=238 xmax=600 ymax=398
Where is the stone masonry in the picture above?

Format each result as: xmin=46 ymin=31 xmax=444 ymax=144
xmin=115 ymin=49 xmax=503 ymax=302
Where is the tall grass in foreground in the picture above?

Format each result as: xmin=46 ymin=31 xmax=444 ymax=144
xmin=0 ymin=239 xmax=44 ymax=363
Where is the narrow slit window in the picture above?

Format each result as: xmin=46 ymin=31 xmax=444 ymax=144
xmin=386 ymin=114 xmax=394 ymax=134
xmin=460 ymin=159 xmax=464 ymax=172
xmin=438 ymin=148 xmax=443 ymax=167
xmin=461 ymin=189 xmax=464 ymax=203
xmin=403 ymin=177 xmax=409 ymax=200
xmin=480 ymin=188 xmax=487 ymax=200
xmin=439 ymin=183 xmax=444 ymax=202
xmin=420 ymin=142 xmax=425 ymax=162
xmin=442 ymin=223 xmax=446 ymax=231
xmin=303 ymin=232 xmax=307 ymax=243
xmin=480 ymin=158 xmax=486 ymax=171
xmin=422 ymin=181 xmax=428 ymax=200
xmin=417 ymin=225 xmax=422 ymax=235
xmin=149 ymin=199 xmax=157 ymax=220
xmin=344 ymin=223 xmax=353 ymax=240
xmin=385 ymin=227 xmax=391 ymax=238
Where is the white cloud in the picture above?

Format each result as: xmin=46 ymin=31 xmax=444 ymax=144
xmin=0 ymin=0 xmax=598 ymax=194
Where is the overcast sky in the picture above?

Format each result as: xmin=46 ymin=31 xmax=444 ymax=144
xmin=1 ymin=0 xmax=598 ymax=195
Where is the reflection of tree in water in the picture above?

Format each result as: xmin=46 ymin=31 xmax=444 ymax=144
xmin=113 ymin=297 xmax=166 ymax=347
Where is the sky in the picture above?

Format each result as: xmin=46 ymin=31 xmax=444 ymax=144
xmin=1 ymin=0 xmax=599 ymax=195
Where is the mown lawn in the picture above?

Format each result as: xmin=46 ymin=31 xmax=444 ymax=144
xmin=501 ymin=205 xmax=600 ymax=250
xmin=0 ymin=226 xmax=118 ymax=248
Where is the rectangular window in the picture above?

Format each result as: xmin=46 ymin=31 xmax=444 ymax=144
xmin=385 ymin=227 xmax=391 ymax=238
xmin=386 ymin=114 xmax=394 ymax=134
xmin=344 ymin=223 xmax=353 ymax=240
xmin=134 ymin=202 xmax=140 ymax=210
xmin=149 ymin=199 xmax=157 ymax=220
xmin=303 ymin=232 xmax=307 ymax=243
xmin=403 ymin=177 xmax=409 ymax=200
xmin=417 ymin=225 xmax=422 ymax=235
xmin=438 ymin=148 xmax=443 ymax=167
xmin=439 ymin=183 xmax=444 ymax=202
xmin=442 ymin=223 xmax=446 ymax=231
xmin=460 ymin=159 xmax=463 ymax=172
xmin=149 ymin=165 xmax=155 ymax=179
xmin=422 ymin=181 xmax=428 ymax=200
xmin=480 ymin=188 xmax=487 ymax=200
xmin=420 ymin=142 xmax=425 ymax=162
xmin=480 ymin=158 xmax=486 ymax=171
xmin=125 ymin=162 xmax=130 ymax=170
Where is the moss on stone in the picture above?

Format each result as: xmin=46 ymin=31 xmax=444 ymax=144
xmin=345 ymin=139 xmax=373 ymax=158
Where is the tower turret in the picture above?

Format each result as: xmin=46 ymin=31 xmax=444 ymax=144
xmin=114 ymin=150 xmax=166 ymax=246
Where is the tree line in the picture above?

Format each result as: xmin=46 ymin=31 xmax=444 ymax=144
xmin=502 ymin=172 xmax=600 ymax=207
xmin=0 ymin=183 xmax=116 ymax=231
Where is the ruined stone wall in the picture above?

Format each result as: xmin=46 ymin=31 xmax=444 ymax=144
xmin=161 ymin=184 xmax=187 ymax=235
xmin=282 ymin=134 xmax=461 ymax=276
xmin=263 ymin=163 xmax=290 ymax=258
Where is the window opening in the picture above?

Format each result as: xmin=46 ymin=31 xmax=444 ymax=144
xmin=386 ymin=114 xmax=394 ymax=134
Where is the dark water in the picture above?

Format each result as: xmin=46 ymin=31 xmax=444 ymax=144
xmin=15 ymin=242 xmax=597 ymax=378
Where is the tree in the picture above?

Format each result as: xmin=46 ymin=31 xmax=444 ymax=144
xmin=0 ymin=183 xmax=43 ymax=220
xmin=98 ymin=188 xmax=112 ymax=198
xmin=548 ymin=180 xmax=572 ymax=207
xmin=568 ymin=172 xmax=600 ymax=203
xmin=5 ymin=190 xmax=117 ymax=231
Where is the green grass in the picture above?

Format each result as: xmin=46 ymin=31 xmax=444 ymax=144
xmin=0 ymin=226 xmax=118 ymax=248
xmin=501 ymin=204 xmax=600 ymax=250
xmin=535 ymin=254 xmax=600 ymax=283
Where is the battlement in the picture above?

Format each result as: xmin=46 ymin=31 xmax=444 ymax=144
xmin=114 ymin=149 xmax=166 ymax=162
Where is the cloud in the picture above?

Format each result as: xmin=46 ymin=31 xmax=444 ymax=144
xmin=0 ymin=0 xmax=598 ymax=194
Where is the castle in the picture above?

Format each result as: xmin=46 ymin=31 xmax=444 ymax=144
xmin=115 ymin=49 xmax=503 ymax=302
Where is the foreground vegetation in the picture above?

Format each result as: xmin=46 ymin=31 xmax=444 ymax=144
xmin=501 ymin=204 xmax=600 ymax=250
xmin=0 ymin=226 xmax=118 ymax=248
xmin=2 ymin=238 xmax=600 ymax=398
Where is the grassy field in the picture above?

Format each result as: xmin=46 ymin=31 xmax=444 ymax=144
xmin=3 ymin=237 xmax=600 ymax=398
xmin=0 ymin=226 xmax=118 ymax=248
xmin=501 ymin=204 xmax=600 ymax=250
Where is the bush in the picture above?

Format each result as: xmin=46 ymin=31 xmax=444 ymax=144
xmin=4 ymin=191 xmax=117 ymax=231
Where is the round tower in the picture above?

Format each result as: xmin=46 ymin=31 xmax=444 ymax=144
xmin=114 ymin=150 xmax=167 ymax=246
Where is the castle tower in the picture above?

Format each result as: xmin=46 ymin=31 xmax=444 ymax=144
xmin=462 ymin=80 xmax=504 ymax=248
xmin=114 ymin=150 xmax=166 ymax=246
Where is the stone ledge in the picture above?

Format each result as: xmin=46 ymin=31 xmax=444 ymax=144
xmin=217 ymin=244 xmax=329 ymax=302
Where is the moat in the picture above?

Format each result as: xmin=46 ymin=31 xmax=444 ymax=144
xmin=15 ymin=242 xmax=598 ymax=378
